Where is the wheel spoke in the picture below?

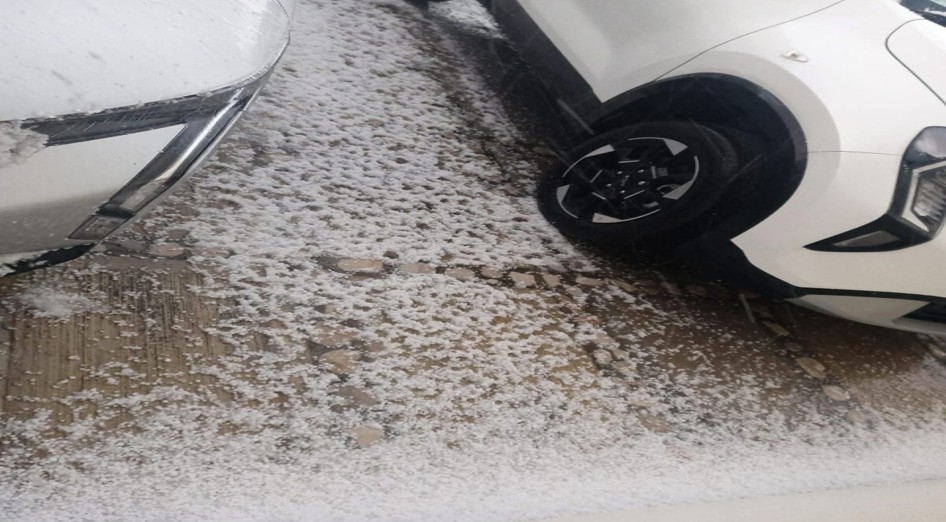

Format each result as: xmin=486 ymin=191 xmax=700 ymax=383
xmin=657 ymin=173 xmax=694 ymax=184
xmin=619 ymin=142 xmax=665 ymax=165
xmin=562 ymin=188 xmax=605 ymax=220
xmin=556 ymin=135 xmax=701 ymax=223
xmin=579 ymin=152 xmax=619 ymax=173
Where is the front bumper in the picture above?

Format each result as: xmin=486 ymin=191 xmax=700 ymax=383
xmin=791 ymin=294 xmax=946 ymax=335
xmin=733 ymin=149 xmax=946 ymax=333
xmin=0 ymin=70 xmax=274 ymax=276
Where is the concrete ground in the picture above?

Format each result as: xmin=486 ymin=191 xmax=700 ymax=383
xmin=4 ymin=0 xmax=942 ymax=445
xmin=2 ymin=1 xmax=946 ymax=520
xmin=4 ymin=236 xmax=944 ymax=440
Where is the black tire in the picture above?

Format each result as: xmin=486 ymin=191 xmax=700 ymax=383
xmin=537 ymin=121 xmax=742 ymax=247
xmin=704 ymin=124 xmax=768 ymax=227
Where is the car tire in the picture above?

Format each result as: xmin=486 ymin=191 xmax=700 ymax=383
xmin=536 ymin=121 xmax=744 ymax=248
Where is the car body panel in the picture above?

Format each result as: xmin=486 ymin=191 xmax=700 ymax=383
xmin=731 ymin=151 xmax=939 ymax=294
xmin=888 ymin=19 xmax=946 ymax=106
xmin=0 ymin=0 xmax=289 ymax=121
xmin=516 ymin=0 xmax=843 ymax=103
xmin=0 ymin=125 xmax=183 ymax=255
xmin=665 ymin=0 xmax=933 ymax=154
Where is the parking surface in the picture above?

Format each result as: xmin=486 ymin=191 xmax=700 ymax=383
xmin=2 ymin=1 xmax=946 ymax=520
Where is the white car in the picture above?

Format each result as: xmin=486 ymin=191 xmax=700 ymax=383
xmin=481 ymin=0 xmax=946 ymax=333
xmin=0 ymin=0 xmax=293 ymax=276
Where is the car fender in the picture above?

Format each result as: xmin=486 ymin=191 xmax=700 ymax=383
xmin=663 ymin=0 xmax=945 ymax=155
xmin=514 ymin=0 xmax=843 ymax=104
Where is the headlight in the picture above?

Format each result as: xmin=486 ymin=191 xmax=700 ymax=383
xmin=900 ymin=128 xmax=946 ymax=234
xmin=21 ymin=71 xmax=271 ymax=241
xmin=808 ymin=127 xmax=946 ymax=252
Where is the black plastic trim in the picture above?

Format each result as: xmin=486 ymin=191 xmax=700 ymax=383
xmin=488 ymin=0 xmax=600 ymax=129
xmin=805 ymin=214 xmax=930 ymax=252
xmin=903 ymin=302 xmax=946 ymax=324
xmin=796 ymin=287 xmax=946 ymax=306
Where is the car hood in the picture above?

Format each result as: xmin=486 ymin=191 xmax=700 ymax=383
xmin=0 ymin=0 xmax=290 ymax=121
xmin=888 ymin=19 xmax=946 ymax=107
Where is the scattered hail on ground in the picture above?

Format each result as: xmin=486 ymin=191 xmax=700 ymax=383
xmin=2 ymin=1 xmax=946 ymax=521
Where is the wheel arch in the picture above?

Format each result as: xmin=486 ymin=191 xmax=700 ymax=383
xmin=586 ymin=74 xmax=809 ymax=242
xmin=590 ymin=74 xmax=806 ymax=169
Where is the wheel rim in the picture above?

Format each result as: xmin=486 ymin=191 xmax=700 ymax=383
xmin=554 ymin=136 xmax=701 ymax=224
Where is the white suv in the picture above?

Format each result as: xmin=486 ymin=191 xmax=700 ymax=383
xmin=482 ymin=0 xmax=946 ymax=333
